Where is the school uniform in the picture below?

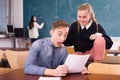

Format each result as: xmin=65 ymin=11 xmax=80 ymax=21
xmin=64 ymin=21 xmax=113 ymax=61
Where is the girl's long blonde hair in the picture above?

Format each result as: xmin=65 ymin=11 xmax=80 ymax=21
xmin=77 ymin=3 xmax=98 ymax=33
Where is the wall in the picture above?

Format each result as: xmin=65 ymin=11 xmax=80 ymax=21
xmin=0 ymin=0 xmax=25 ymax=48
xmin=1 ymin=0 xmax=120 ymax=49
xmin=0 ymin=0 xmax=7 ymax=33
xmin=110 ymin=37 xmax=120 ymax=50
xmin=11 ymin=0 xmax=23 ymax=28
xmin=24 ymin=0 xmax=120 ymax=38
xmin=0 ymin=0 xmax=23 ymax=33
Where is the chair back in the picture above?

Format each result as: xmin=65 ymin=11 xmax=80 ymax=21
xmin=66 ymin=46 xmax=74 ymax=54
xmin=0 ymin=50 xmax=4 ymax=62
xmin=88 ymin=63 xmax=120 ymax=75
xmin=0 ymin=68 xmax=14 ymax=75
xmin=5 ymin=50 xmax=28 ymax=69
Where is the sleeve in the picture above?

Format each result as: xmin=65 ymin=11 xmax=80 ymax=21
xmin=24 ymin=40 xmax=46 ymax=75
xmin=98 ymin=24 xmax=113 ymax=49
xmin=63 ymin=22 xmax=76 ymax=46
xmin=33 ymin=22 xmax=44 ymax=29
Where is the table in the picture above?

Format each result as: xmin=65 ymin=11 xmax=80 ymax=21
xmin=103 ymin=56 xmax=120 ymax=64
xmin=0 ymin=37 xmax=30 ymax=48
xmin=108 ymin=50 xmax=120 ymax=56
xmin=0 ymin=69 xmax=120 ymax=80
xmin=0 ymin=68 xmax=14 ymax=75
xmin=0 ymin=48 xmax=29 ymax=51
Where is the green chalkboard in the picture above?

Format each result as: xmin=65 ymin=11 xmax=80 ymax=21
xmin=24 ymin=0 xmax=120 ymax=38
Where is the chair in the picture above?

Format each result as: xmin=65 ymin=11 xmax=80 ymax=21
xmin=66 ymin=46 xmax=74 ymax=54
xmin=117 ymin=46 xmax=120 ymax=53
xmin=0 ymin=50 xmax=4 ymax=62
xmin=0 ymin=50 xmax=15 ymax=74
xmin=5 ymin=50 xmax=28 ymax=69
xmin=0 ymin=68 xmax=14 ymax=75
xmin=104 ymin=49 xmax=109 ymax=57
xmin=88 ymin=62 xmax=120 ymax=75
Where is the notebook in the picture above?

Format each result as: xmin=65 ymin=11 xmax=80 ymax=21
xmin=39 ymin=77 xmax=61 ymax=80
xmin=64 ymin=54 xmax=90 ymax=73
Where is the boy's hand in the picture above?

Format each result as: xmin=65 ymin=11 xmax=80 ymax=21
xmin=81 ymin=67 xmax=89 ymax=74
xmin=54 ymin=65 xmax=68 ymax=76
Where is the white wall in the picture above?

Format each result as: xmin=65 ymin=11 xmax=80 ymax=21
xmin=0 ymin=38 xmax=14 ymax=48
xmin=11 ymin=0 xmax=23 ymax=28
xmin=0 ymin=0 xmax=25 ymax=48
xmin=110 ymin=37 xmax=120 ymax=50
xmin=11 ymin=0 xmax=25 ymax=48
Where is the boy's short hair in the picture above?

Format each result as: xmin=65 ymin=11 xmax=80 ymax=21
xmin=52 ymin=20 xmax=69 ymax=29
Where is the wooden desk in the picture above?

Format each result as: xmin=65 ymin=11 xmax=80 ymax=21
xmin=0 ymin=69 xmax=120 ymax=80
xmin=0 ymin=68 xmax=14 ymax=75
xmin=0 ymin=48 xmax=29 ymax=51
xmin=103 ymin=56 xmax=120 ymax=64
xmin=108 ymin=50 xmax=120 ymax=56
xmin=0 ymin=37 xmax=31 ymax=49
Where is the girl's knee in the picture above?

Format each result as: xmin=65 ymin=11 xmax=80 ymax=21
xmin=94 ymin=36 xmax=105 ymax=45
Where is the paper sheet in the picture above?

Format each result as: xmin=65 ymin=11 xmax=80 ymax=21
xmin=64 ymin=54 xmax=90 ymax=73
xmin=39 ymin=77 xmax=61 ymax=80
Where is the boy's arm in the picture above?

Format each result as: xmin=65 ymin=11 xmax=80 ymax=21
xmin=44 ymin=65 xmax=68 ymax=76
xmin=24 ymin=41 xmax=46 ymax=75
xmin=24 ymin=49 xmax=46 ymax=75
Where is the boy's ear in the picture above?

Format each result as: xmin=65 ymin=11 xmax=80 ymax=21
xmin=50 ymin=29 xmax=53 ymax=36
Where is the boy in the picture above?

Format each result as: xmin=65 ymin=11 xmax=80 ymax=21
xmin=24 ymin=20 xmax=69 ymax=76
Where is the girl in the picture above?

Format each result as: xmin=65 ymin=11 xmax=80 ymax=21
xmin=64 ymin=3 xmax=113 ymax=62
xmin=28 ymin=15 xmax=44 ymax=43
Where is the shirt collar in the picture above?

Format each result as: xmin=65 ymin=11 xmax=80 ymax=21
xmin=81 ymin=20 xmax=93 ymax=30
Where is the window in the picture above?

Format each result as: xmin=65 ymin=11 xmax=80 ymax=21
xmin=0 ymin=0 xmax=7 ymax=33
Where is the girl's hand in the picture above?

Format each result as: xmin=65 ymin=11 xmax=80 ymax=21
xmin=89 ymin=34 xmax=98 ymax=40
xmin=90 ymin=33 xmax=102 ymax=40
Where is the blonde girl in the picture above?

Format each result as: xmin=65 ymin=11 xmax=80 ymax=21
xmin=64 ymin=3 xmax=113 ymax=62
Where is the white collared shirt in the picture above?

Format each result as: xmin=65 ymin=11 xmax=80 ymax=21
xmin=81 ymin=20 xmax=102 ymax=36
xmin=81 ymin=20 xmax=93 ymax=30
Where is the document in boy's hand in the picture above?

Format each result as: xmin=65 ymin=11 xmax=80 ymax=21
xmin=64 ymin=54 xmax=90 ymax=73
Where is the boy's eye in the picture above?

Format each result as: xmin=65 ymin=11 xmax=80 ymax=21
xmin=64 ymin=34 xmax=67 ymax=37
xmin=57 ymin=32 xmax=62 ymax=35
xmin=58 ymin=33 xmax=62 ymax=36
xmin=78 ymin=16 xmax=81 ymax=18
xmin=83 ymin=16 xmax=87 ymax=18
